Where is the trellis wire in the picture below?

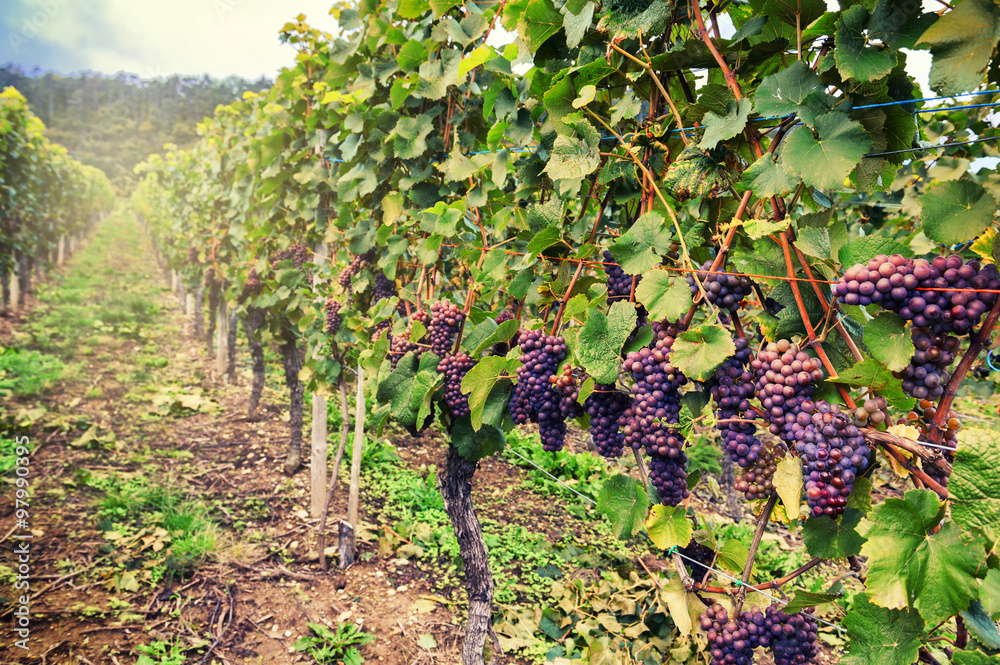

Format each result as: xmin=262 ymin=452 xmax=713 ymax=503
xmin=504 ymin=445 xmax=598 ymax=506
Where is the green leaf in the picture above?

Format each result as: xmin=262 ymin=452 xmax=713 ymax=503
xmin=753 ymin=60 xmax=823 ymax=118
xmin=774 ymin=456 xmax=803 ymax=521
xmin=670 ymin=324 xmax=736 ymax=382
xmin=461 ymin=356 xmax=519 ymax=430
xmin=450 ymin=419 xmax=505 ymax=462
xmin=645 ymin=504 xmax=692 ymax=550
xmin=526 ymin=225 xmax=563 ymax=257
xmin=562 ymin=0 xmax=595 ymax=49
xmin=466 ymin=319 xmax=520 ymax=357
xmin=961 ymin=601 xmax=1000 ymax=649
xmin=835 ymin=6 xmax=896 ymax=82
xmin=953 ymin=650 xmax=1000 ymax=665
xmin=919 ymin=179 xmax=997 ymax=246
xmin=544 ymin=135 xmax=601 ymax=181
xmin=744 ymin=217 xmax=790 ymax=240
xmin=950 ymin=427 xmax=1000 ymax=535
xmin=398 ymin=40 xmax=430 ymax=73
xmin=716 ymin=538 xmax=749 ymax=574
xmin=597 ymin=473 xmax=651 ymax=539
xmin=698 ymin=99 xmax=752 ymax=150
xmin=577 ymin=301 xmax=637 ymax=383
xmin=863 ymin=313 xmax=913 ymax=373
xmin=610 ymin=92 xmax=642 ymax=125
xmin=520 ymin=0 xmax=563 ymax=50
xmin=780 ymin=113 xmax=873 ymax=190
xmin=860 ymin=489 xmax=986 ymax=623
xmin=802 ymin=508 xmax=866 ymax=559
xmin=609 ymin=212 xmax=672 ymax=274
xmin=870 ymin=0 xmax=937 ymax=49
xmin=635 ymin=271 xmax=692 ymax=322
xmin=458 ymin=45 xmax=493 ymax=78
xmin=783 ymin=589 xmax=842 ymax=614
xmin=392 ymin=114 xmax=434 ymax=159
xmin=841 ymin=595 xmax=923 ymax=665
xmin=738 ymin=155 xmax=796 ymax=197
xmin=919 ymin=0 xmax=1000 ymax=96
xmin=828 ymin=359 xmax=898 ymax=391
xmin=981 ymin=569 xmax=1000 ymax=619
xmin=838 ymin=235 xmax=913 ymax=268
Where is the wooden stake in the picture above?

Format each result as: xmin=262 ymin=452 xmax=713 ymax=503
xmin=215 ymin=300 xmax=228 ymax=375
xmin=344 ymin=365 xmax=365 ymax=567
xmin=57 ymin=235 xmax=65 ymax=266
xmin=10 ymin=259 xmax=20 ymax=310
xmin=311 ymin=394 xmax=328 ymax=519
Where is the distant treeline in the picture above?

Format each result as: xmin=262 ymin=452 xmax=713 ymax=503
xmin=0 ymin=65 xmax=272 ymax=194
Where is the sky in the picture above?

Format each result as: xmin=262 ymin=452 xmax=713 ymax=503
xmin=0 ymin=0 xmax=340 ymax=79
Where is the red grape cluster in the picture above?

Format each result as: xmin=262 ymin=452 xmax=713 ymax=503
xmin=622 ymin=320 xmax=687 ymax=457
xmin=764 ymin=605 xmax=819 ymax=665
xmin=188 ymin=246 xmax=199 ymax=265
xmin=751 ymin=340 xmax=824 ymax=445
xmin=793 ymin=400 xmax=870 ymax=518
xmin=648 ymin=450 xmax=690 ymax=506
xmin=711 ymin=337 xmax=765 ymax=469
xmin=552 ymin=366 xmax=585 ymax=420
xmin=910 ymin=400 xmax=960 ymax=488
xmin=389 ymin=310 xmax=429 ymax=368
xmin=324 ymin=297 xmax=342 ymax=336
xmin=239 ymin=268 xmax=262 ymax=303
xmin=373 ymin=272 xmax=395 ymax=305
xmin=677 ymin=540 xmax=714 ymax=581
xmin=734 ymin=442 xmax=782 ymax=501
xmin=895 ymin=328 xmax=959 ymax=400
xmin=700 ymin=603 xmax=767 ymax=665
xmin=585 ymin=385 xmax=631 ymax=459
xmin=438 ymin=352 xmax=476 ymax=418
xmin=852 ymin=395 xmax=889 ymax=427
xmin=688 ymin=260 xmax=754 ymax=312
xmin=338 ymin=253 xmax=368 ymax=288
xmin=509 ymin=330 xmax=568 ymax=427
xmin=836 ymin=254 xmax=1000 ymax=335
xmin=427 ymin=301 xmax=465 ymax=356
xmin=602 ymin=250 xmax=639 ymax=301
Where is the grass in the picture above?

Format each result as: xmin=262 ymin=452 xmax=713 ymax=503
xmin=0 ymin=347 xmax=64 ymax=397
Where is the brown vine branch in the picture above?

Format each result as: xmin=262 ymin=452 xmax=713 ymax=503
xmin=734 ymin=494 xmax=779 ymax=613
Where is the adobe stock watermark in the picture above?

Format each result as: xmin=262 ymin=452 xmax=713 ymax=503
xmin=6 ymin=0 xmax=73 ymax=55
xmin=10 ymin=435 xmax=32 ymax=651
xmin=214 ymin=0 xmax=247 ymax=21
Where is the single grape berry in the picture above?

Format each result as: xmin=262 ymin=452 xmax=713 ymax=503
xmin=438 ymin=353 xmax=476 ymax=418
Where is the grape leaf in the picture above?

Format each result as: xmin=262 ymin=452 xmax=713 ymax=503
xmin=577 ymin=301 xmax=638 ymax=383
xmin=860 ymin=489 xmax=986 ymax=623
xmin=870 ymin=0 xmax=938 ymax=49
xmin=783 ymin=589 xmax=842 ymax=614
xmin=835 ymin=6 xmax=896 ymax=82
xmin=597 ymin=474 xmax=651 ymax=539
xmin=451 ymin=418 xmax=505 ymax=462
xmin=698 ymin=98 xmax=752 ymax=150
xmin=645 ymin=504 xmax=692 ymax=550
xmin=398 ymin=40 xmax=429 ymax=73
xmin=544 ymin=134 xmax=601 ymax=181
xmin=919 ymin=180 xmax=997 ymax=245
xmin=743 ymin=217 xmax=790 ymax=240
xmin=609 ymin=212 xmax=672 ymax=275
xmin=828 ymin=358 xmax=897 ymax=391
xmin=670 ymin=324 xmax=736 ymax=381
xmin=561 ymin=0 xmax=595 ymax=49
xmin=962 ymin=601 xmax=1000 ymax=649
xmin=981 ymin=569 xmax=1000 ymax=619
xmin=863 ymin=313 xmax=913 ymax=373
xmin=753 ymin=60 xmax=823 ymax=118
xmin=838 ymin=235 xmax=913 ymax=268
xmin=716 ymin=538 xmax=749 ymax=574
xmin=774 ymin=456 xmax=803 ymax=521
xmin=737 ymin=155 xmax=797 ymax=197
xmin=953 ymin=651 xmax=1000 ymax=665
xmin=950 ymin=427 xmax=1000 ymax=534
xmin=519 ymin=0 xmax=563 ymax=50
xmin=802 ymin=508 xmax=866 ymax=559
xmin=841 ymin=595 xmax=923 ymax=665
xmin=780 ymin=113 xmax=873 ymax=190
xmin=461 ymin=356 xmax=519 ymax=430
xmin=635 ymin=271 xmax=692 ymax=322
xmin=919 ymin=0 xmax=1000 ymax=96
xmin=659 ymin=575 xmax=705 ymax=637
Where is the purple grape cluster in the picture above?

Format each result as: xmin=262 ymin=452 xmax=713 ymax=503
xmin=324 ymin=297 xmax=342 ymax=336
xmin=389 ymin=310 xmax=429 ymax=368
xmin=836 ymin=254 xmax=1000 ymax=335
xmin=793 ymin=400 xmax=870 ymax=518
xmin=537 ymin=390 xmax=568 ymax=452
xmin=438 ymin=352 xmax=476 ymax=417
xmin=602 ymin=250 xmax=639 ymax=301
xmin=648 ymin=450 xmax=690 ymax=506
xmin=188 ymin=246 xmax=199 ymax=265
xmin=427 ymin=301 xmax=465 ymax=356
xmin=373 ymin=272 xmax=395 ymax=305
xmin=700 ymin=603 xmax=767 ymax=665
xmin=895 ymin=328 xmax=959 ymax=400
xmin=552 ymin=366 xmax=585 ymax=420
xmin=751 ymin=340 xmax=824 ymax=445
xmin=585 ymin=385 xmax=631 ymax=459
xmin=338 ymin=253 xmax=368 ymax=288
xmin=239 ymin=268 xmax=262 ymax=303
xmin=509 ymin=330 xmax=568 ymax=426
xmin=734 ymin=443 xmax=782 ymax=501
xmin=710 ymin=338 xmax=765 ymax=467
xmin=764 ymin=605 xmax=819 ymax=665
xmin=677 ymin=540 xmax=714 ymax=581
xmin=688 ymin=260 xmax=754 ymax=312
xmin=622 ymin=320 xmax=687 ymax=458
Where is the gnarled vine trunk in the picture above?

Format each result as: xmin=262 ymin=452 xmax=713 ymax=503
xmin=193 ymin=283 xmax=204 ymax=338
xmin=1 ymin=264 xmax=9 ymax=312
xmin=278 ymin=326 xmax=303 ymax=475
xmin=206 ymin=284 xmax=219 ymax=354
xmin=18 ymin=253 xmax=31 ymax=300
xmin=440 ymin=445 xmax=494 ymax=665
xmin=244 ymin=309 xmax=265 ymax=420
xmin=227 ymin=310 xmax=239 ymax=383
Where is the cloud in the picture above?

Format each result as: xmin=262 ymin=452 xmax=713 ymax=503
xmin=0 ymin=0 xmax=338 ymax=79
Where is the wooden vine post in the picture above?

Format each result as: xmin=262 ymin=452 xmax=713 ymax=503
xmin=342 ymin=364 xmax=365 ymax=568
xmin=310 ymin=243 xmax=330 ymax=518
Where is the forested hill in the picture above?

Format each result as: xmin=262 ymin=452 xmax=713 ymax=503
xmin=0 ymin=66 xmax=271 ymax=194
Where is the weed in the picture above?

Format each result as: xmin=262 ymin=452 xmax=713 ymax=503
xmin=0 ymin=347 xmax=64 ymax=397
xmin=136 ymin=638 xmax=199 ymax=665
xmin=294 ymin=622 xmax=375 ymax=665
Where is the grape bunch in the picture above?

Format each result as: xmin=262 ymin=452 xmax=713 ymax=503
xmin=910 ymin=399 xmax=960 ymax=488
xmin=836 ymin=254 xmax=1000 ymax=335
xmin=710 ymin=337 xmax=765 ymax=471
xmin=602 ymin=250 xmax=639 ymax=301
xmin=338 ymin=253 xmax=368 ymax=288
xmin=427 ymin=301 xmax=465 ymax=356
xmin=648 ymin=450 xmax=690 ymax=506
xmin=764 ymin=605 xmax=819 ymax=665
xmin=584 ymin=385 xmax=631 ymax=459
xmin=438 ymin=353 xmax=476 ymax=418
xmin=239 ymin=268 xmax=262 ymax=303
xmin=537 ymin=390 xmax=568 ymax=452
xmin=751 ymin=340 xmax=824 ymax=445
xmin=700 ymin=603 xmax=766 ymax=665
xmin=372 ymin=272 xmax=395 ymax=305
xmin=734 ymin=442 xmax=783 ymax=501
xmin=290 ymin=243 xmax=309 ymax=270
xmin=677 ymin=540 xmax=714 ymax=581
xmin=509 ymin=330 xmax=568 ymax=426
xmin=793 ymin=400 xmax=870 ymax=518
xmin=852 ymin=395 xmax=889 ymax=427
xmin=324 ymin=297 xmax=342 ymax=336
xmin=622 ymin=320 xmax=687 ymax=458
xmin=688 ymin=260 xmax=754 ymax=312
xmin=894 ymin=328 xmax=959 ymax=400
xmin=389 ymin=310 xmax=429 ymax=368
xmin=551 ymin=365 xmax=585 ymax=420
xmin=187 ymin=246 xmax=199 ymax=265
